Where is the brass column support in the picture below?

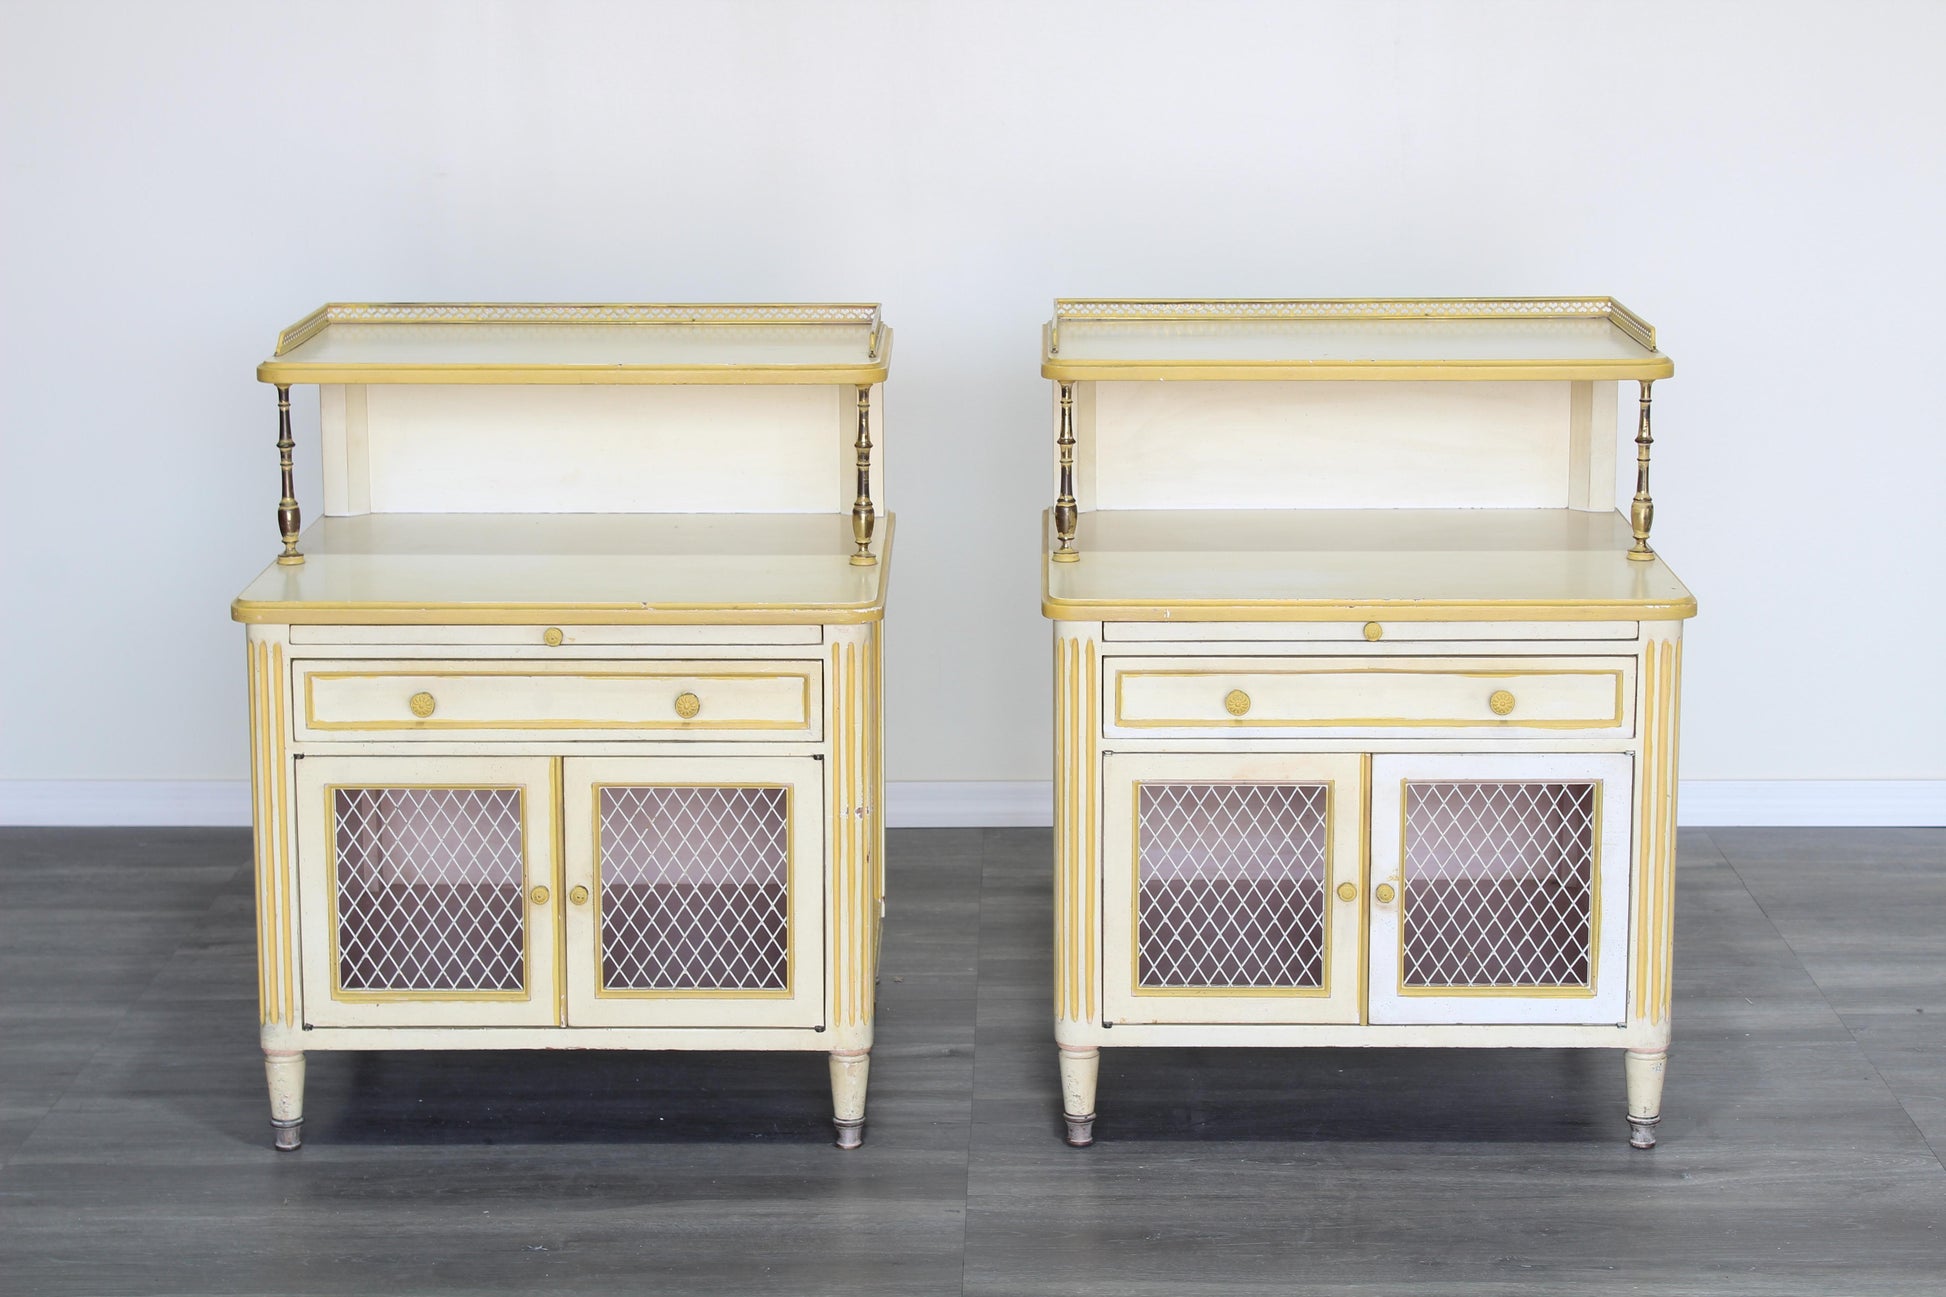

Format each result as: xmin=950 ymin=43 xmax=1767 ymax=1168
xmin=274 ymin=385 xmax=303 ymax=566
xmin=1051 ymin=382 xmax=1079 ymax=562
xmin=849 ymin=384 xmax=877 ymax=566
xmin=1628 ymin=379 xmax=1655 ymax=561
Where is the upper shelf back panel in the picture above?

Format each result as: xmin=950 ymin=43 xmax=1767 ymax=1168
xmin=1043 ymin=298 xmax=1670 ymax=382
xmin=261 ymin=303 xmax=890 ymax=385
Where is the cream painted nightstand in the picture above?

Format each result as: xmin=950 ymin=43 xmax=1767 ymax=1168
xmin=1039 ymin=298 xmax=1692 ymax=1148
xmin=234 ymin=304 xmax=891 ymax=1150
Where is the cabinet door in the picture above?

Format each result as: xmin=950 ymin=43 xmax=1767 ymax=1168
xmin=1102 ymin=753 xmax=1365 ymax=1025
xmin=294 ymin=755 xmax=559 ymax=1028
xmin=562 ymin=757 xmax=825 ymax=1029
xmin=1368 ymin=753 xmax=1631 ymax=1025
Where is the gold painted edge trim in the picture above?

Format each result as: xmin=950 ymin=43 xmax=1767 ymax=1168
xmin=1043 ymin=594 xmax=1698 ymax=623
xmin=248 ymin=641 xmax=269 ymax=1024
xmin=275 ymin=645 xmax=294 ymax=1028
xmin=835 ymin=643 xmax=850 ymax=1027
xmin=1393 ymin=776 xmax=1602 ymax=999
xmin=300 ymin=666 xmax=818 ymax=734
xmin=1358 ymin=753 xmax=1372 ymax=1025
xmin=233 ymin=519 xmax=896 ymax=626
xmin=588 ymin=781 xmax=798 ymax=1001
xmin=1085 ymin=640 xmax=1098 ymax=1025
xmin=1127 ymin=777 xmax=1337 ymax=999
xmin=1112 ymin=667 xmax=1629 ymax=731
xmin=553 ymin=757 xmax=567 ymax=1027
xmin=322 ymin=781 xmax=537 ymax=1004
xmin=238 ymin=601 xmax=890 ymax=626
xmin=1042 ymin=357 xmax=1674 ymax=383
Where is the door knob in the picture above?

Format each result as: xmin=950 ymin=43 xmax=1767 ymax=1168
xmin=529 ymin=885 xmax=550 ymax=906
xmin=1336 ymin=882 xmax=1358 ymax=902
xmin=569 ymin=885 xmax=590 ymax=906
xmin=542 ymin=627 xmax=564 ymax=647
xmin=1374 ymin=883 xmax=1397 ymax=904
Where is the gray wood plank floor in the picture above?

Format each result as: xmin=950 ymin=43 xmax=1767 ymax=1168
xmin=1 ymin=826 xmax=1941 ymax=1296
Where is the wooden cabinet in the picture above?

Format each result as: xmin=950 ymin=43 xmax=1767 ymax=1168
xmin=1041 ymin=299 xmax=1693 ymax=1148
xmin=236 ymin=304 xmax=891 ymax=1149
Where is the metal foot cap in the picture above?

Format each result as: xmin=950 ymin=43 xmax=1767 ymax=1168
xmin=271 ymin=1117 xmax=303 ymax=1151
xmin=834 ymin=1118 xmax=865 ymax=1151
xmin=1628 ymin=1114 xmax=1660 ymax=1149
xmin=1063 ymin=1114 xmax=1096 ymax=1147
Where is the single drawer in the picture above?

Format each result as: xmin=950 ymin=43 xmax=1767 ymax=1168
xmin=294 ymin=660 xmax=821 ymax=741
xmin=1106 ymin=656 xmax=1634 ymax=738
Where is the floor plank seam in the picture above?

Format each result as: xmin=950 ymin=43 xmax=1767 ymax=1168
xmin=1721 ymin=852 xmax=1946 ymax=1175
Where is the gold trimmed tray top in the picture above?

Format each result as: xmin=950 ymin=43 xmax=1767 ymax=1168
xmin=1040 ymin=508 xmax=1696 ymax=622
xmin=258 ymin=303 xmax=891 ymax=386
xmin=1042 ymin=298 xmax=1672 ymax=381
xmin=232 ymin=512 xmax=894 ymax=625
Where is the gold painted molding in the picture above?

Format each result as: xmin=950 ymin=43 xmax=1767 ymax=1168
xmin=1053 ymin=636 xmax=1100 ymax=1024
xmin=1112 ymin=667 xmax=1628 ymax=732
xmin=1635 ymin=639 xmax=1682 ymax=1026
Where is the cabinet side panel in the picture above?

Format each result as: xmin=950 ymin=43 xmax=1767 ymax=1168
xmin=363 ymin=385 xmax=842 ymax=513
xmin=1092 ymin=381 xmax=1572 ymax=510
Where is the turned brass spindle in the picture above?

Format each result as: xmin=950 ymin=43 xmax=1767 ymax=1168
xmin=1628 ymin=380 xmax=1655 ymax=561
xmin=1051 ymin=382 xmax=1078 ymax=562
xmin=274 ymin=384 xmax=303 ymax=565
xmin=850 ymin=385 xmax=877 ymax=566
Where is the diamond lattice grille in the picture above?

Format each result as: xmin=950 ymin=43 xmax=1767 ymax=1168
xmin=1136 ymin=783 xmax=1328 ymax=989
xmin=598 ymin=786 xmax=789 ymax=991
xmin=1402 ymin=781 xmax=1595 ymax=989
xmin=333 ymin=787 xmax=525 ymax=992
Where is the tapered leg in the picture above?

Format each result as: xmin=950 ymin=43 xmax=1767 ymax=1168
xmin=1625 ymin=1048 xmax=1666 ymax=1148
xmin=264 ymin=1049 xmax=305 ymax=1151
xmin=1058 ymin=1045 xmax=1099 ymax=1147
xmin=829 ymin=1050 xmax=870 ymax=1150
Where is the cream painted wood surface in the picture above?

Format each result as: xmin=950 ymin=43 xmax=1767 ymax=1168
xmin=292 ymin=753 xmax=561 ymax=1030
xmin=318 ymin=382 xmax=884 ymax=517
xmin=561 ymin=755 xmax=826 ymax=1030
xmin=1366 ymin=751 xmax=1633 ymax=1027
xmin=290 ymin=624 xmax=824 ymax=647
xmin=1043 ymin=508 xmax=1693 ymax=621
xmin=1090 ymin=381 xmax=1586 ymax=511
xmin=295 ymin=659 xmax=822 ymax=742
xmin=1099 ymin=752 xmax=1364 ymax=1026
xmin=1105 ymin=656 xmax=1635 ymax=739
xmin=233 ymin=513 xmax=892 ymax=624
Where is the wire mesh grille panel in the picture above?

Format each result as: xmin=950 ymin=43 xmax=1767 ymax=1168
xmin=1401 ymin=781 xmax=1596 ymax=989
xmin=333 ymin=787 xmax=526 ymax=992
xmin=1136 ymin=782 xmax=1329 ymax=989
xmin=598 ymin=786 xmax=790 ymax=992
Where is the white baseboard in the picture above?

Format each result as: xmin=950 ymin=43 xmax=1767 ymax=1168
xmin=0 ymin=778 xmax=1941 ymax=830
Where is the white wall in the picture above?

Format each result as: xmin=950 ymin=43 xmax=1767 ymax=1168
xmin=2 ymin=1 xmax=1942 ymax=813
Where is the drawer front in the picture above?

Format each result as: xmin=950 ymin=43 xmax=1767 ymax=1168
xmin=1107 ymin=656 xmax=1633 ymax=738
xmin=296 ymin=660 xmax=821 ymax=741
